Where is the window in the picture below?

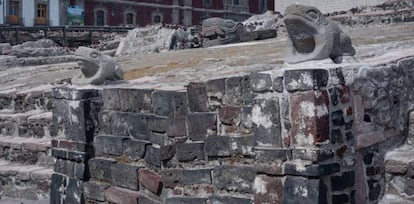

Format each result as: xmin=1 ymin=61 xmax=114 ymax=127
xmin=154 ymin=15 xmax=161 ymax=23
xmin=8 ymin=0 xmax=19 ymax=16
xmin=126 ymin=13 xmax=134 ymax=25
xmin=96 ymin=10 xmax=105 ymax=26
xmin=233 ymin=0 xmax=239 ymax=5
xmin=37 ymin=4 xmax=47 ymax=18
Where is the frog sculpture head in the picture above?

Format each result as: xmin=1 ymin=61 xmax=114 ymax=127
xmin=284 ymin=4 xmax=356 ymax=64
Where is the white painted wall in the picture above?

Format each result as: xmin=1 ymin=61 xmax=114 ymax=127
xmin=274 ymin=0 xmax=388 ymax=13
xmin=49 ymin=0 xmax=60 ymax=26
xmin=22 ymin=0 xmax=35 ymax=26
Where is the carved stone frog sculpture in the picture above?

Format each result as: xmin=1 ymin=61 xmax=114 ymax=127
xmin=284 ymin=4 xmax=356 ymax=64
xmin=71 ymin=47 xmax=124 ymax=85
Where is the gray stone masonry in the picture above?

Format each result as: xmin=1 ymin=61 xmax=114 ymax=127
xmin=48 ymin=55 xmax=414 ymax=204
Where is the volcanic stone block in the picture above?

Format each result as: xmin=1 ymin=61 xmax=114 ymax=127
xmin=74 ymin=162 xmax=85 ymax=180
xmin=88 ymin=158 xmax=116 ymax=182
xmin=273 ymin=76 xmax=284 ymax=92
xmin=254 ymin=175 xmax=283 ymax=204
xmin=332 ymin=194 xmax=350 ymax=204
xmin=284 ymin=162 xmax=340 ymax=177
xmin=118 ymin=88 xmax=153 ymax=113
xmin=162 ymin=169 xmax=212 ymax=188
xmin=110 ymin=163 xmax=140 ymax=190
xmin=52 ymin=87 xmax=101 ymax=100
xmin=206 ymin=78 xmax=225 ymax=104
xmin=66 ymin=178 xmax=83 ymax=204
xmin=105 ymin=186 xmax=140 ymax=204
xmin=188 ymin=112 xmax=217 ymax=141
xmin=332 ymin=110 xmax=345 ymax=126
xmin=223 ymin=76 xmax=250 ymax=105
xmin=284 ymin=69 xmax=329 ymax=92
xmin=175 ymin=142 xmax=205 ymax=162
xmin=289 ymin=90 xmax=330 ymax=146
xmin=219 ymin=106 xmax=253 ymax=135
xmin=205 ymin=136 xmax=231 ymax=157
xmin=166 ymin=197 xmax=207 ymax=204
xmin=331 ymin=129 xmax=344 ymax=144
xmin=283 ymin=176 xmax=327 ymax=204
xmin=292 ymin=148 xmax=334 ymax=163
xmin=233 ymin=135 xmax=255 ymax=156
xmin=255 ymin=147 xmax=291 ymax=163
xmin=145 ymin=145 xmax=161 ymax=167
xmin=187 ymin=82 xmax=209 ymax=112
xmin=67 ymin=151 xmax=88 ymax=163
xmin=148 ymin=115 xmax=168 ymax=133
xmin=331 ymin=171 xmax=355 ymax=191
xmin=212 ymin=166 xmax=255 ymax=193
xmin=152 ymin=90 xmax=188 ymax=117
xmin=139 ymin=169 xmax=162 ymax=194
xmin=102 ymin=88 xmax=121 ymax=111
xmin=253 ymin=94 xmax=281 ymax=146
xmin=110 ymin=112 xmax=151 ymax=140
xmin=167 ymin=117 xmax=187 ymax=137
xmin=52 ymin=148 xmax=67 ymax=159
xmin=250 ymin=72 xmax=272 ymax=92
xmin=50 ymin=174 xmax=65 ymax=204
xmin=122 ymin=139 xmax=148 ymax=161
xmin=83 ymin=182 xmax=109 ymax=202
xmin=210 ymin=196 xmax=253 ymax=204
xmin=219 ymin=106 xmax=242 ymax=126
xmin=54 ymin=159 xmax=74 ymax=177
xmin=66 ymin=100 xmax=87 ymax=141
xmin=367 ymin=179 xmax=381 ymax=200
xmin=94 ymin=135 xmax=128 ymax=156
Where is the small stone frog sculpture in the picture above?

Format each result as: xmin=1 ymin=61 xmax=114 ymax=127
xmin=284 ymin=4 xmax=356 ymax=64
xmin=71 ymin=47 xmax=124 ymax=85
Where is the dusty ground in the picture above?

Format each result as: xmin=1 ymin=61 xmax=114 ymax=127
xmin=1 ymin=22 xmax=414 ymax=90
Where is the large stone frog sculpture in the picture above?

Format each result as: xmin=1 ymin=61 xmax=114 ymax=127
xmin=201 ymin=17 xmax=244 ymax=40
xmin=71 ymin=47 xmax=124 ymax=85
xmin=284 ymin=4 xmax=356 ymax=64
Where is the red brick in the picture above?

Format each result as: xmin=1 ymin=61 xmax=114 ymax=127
xmin=336 ymin=146 xmax=348 ymax=158
xmin=51 ymin=139 xmax=58 ymax=148
xmin=105 ymin=186 xmax=140 ymax=204
xmin=139 ymin=169 xmax=162 ymax=194
xmin=338 ymin=86 xmax=350 ymax=103
xmin=254 ymin=175 xmax=283 ymax=204
xmin=290 ymin=90 xmax=330 ymax=146
xmin=59 ymin=140 xmax=75 ymax=150
xmin=345 ymin=106 xmax=353 ymax=116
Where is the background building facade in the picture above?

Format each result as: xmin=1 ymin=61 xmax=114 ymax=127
xmin=274 ymin=0 xmax=388 ymax=13
xmin=84 ymin=0 xmax=275 ymax=27
xmin=0 ymin=0 xmax=61 ymax=26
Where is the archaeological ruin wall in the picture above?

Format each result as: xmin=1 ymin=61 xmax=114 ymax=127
xmin=47 ymin=55 xmax=414 ymax=204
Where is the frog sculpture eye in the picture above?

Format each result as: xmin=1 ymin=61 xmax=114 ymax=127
xmin=90 ymin=52 xmax=99 ymax=58
xmin=306 ymin=10 xmax=319 ymax=19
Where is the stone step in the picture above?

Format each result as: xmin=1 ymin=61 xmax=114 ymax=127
xmin=379 ymin=194 xmax=414 ymax=204
xmin=0 ymin=84 xmax=53 ymax=114
xmin=0 ymin=159 xmax=53 ymax=200
xmin=384 ymin=146 xmax=414 ymax=175
xmin=0 ymin=136 xmax=55 ymax=167
xmin=382 ymin=145 xmax=414 ymax=202
xmin=0 ymin=110 xmax=53 ymax=138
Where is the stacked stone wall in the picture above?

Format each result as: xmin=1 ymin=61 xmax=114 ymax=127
xmin=50 ymin=56 xmax=414 ymax=204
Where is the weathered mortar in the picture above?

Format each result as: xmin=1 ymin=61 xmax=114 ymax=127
xmin=50 ymin=55 xmax=414 ymax=204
